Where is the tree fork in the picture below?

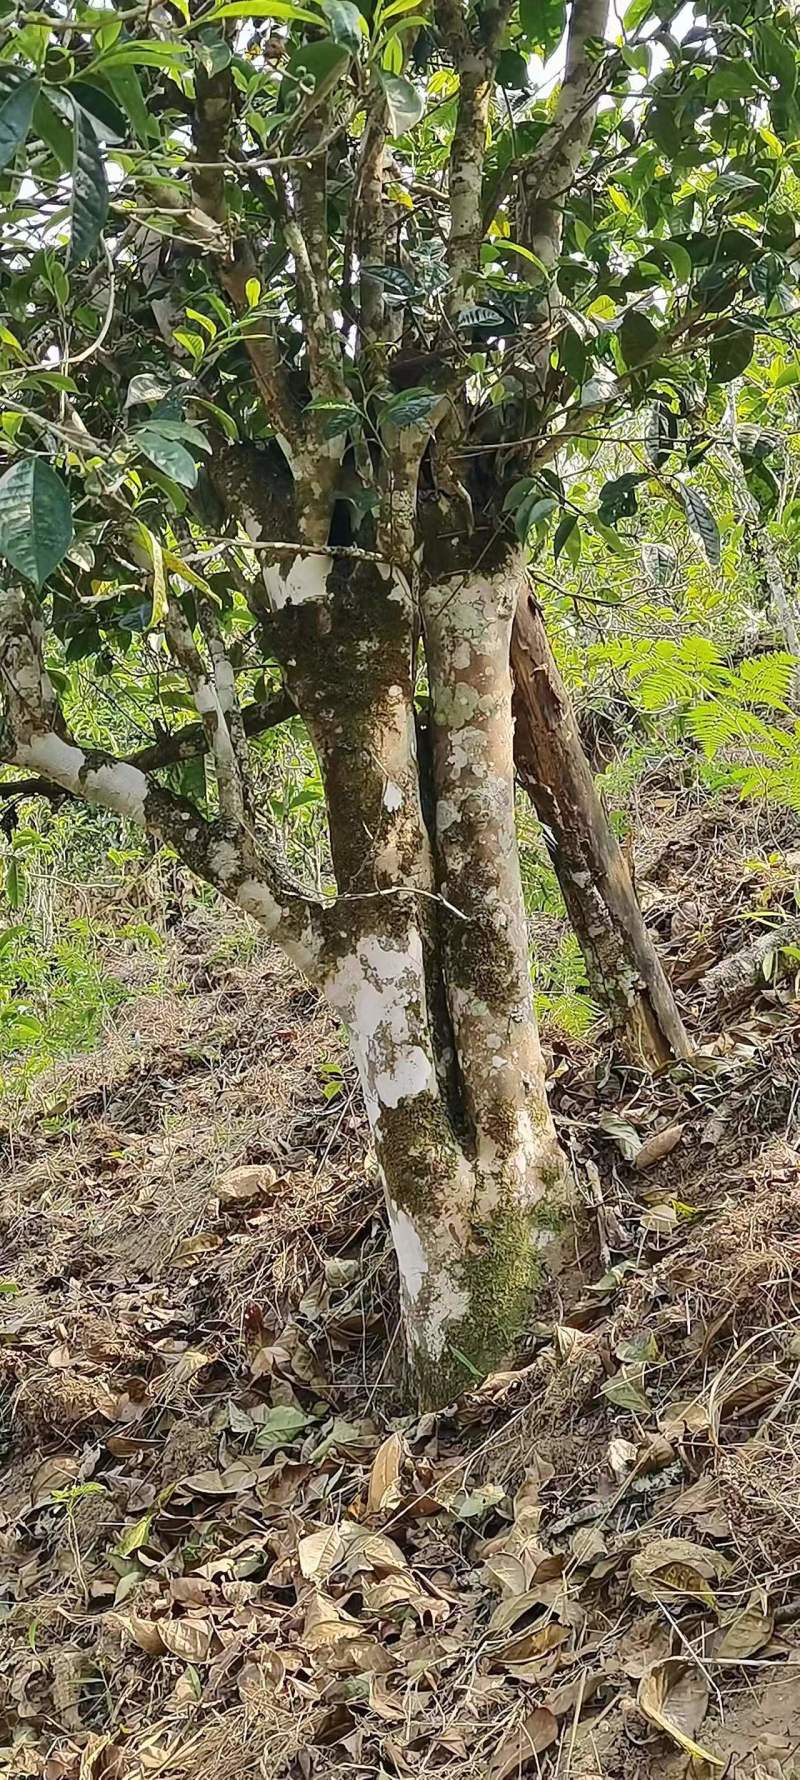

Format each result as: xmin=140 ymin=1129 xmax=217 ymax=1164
xmin=511 ymin=588 xmax=691 ymax=1068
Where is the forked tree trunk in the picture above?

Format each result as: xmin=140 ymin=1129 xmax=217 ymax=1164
xmin=262 ymin=545 xmax=572 ymax=1405
xmin=511 ymin=587 xmax=691 ymax=1069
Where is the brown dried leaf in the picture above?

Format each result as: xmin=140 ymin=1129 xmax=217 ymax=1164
xmin=634 ymin=1123 xmax=684 ymax=1170
xmin=215 ymin=1164 xmax=278 ymax=1202
xmin=159 ymin=1617 xmax=213 ymax=1662
xmin=488 ymin=1707 xmax=558 ymax=1780
xmin=715 ymin=1600 xmax=774 ymax=1662
xmin=172 ymin=1234 xmax=223 ymax=1266
xmin=124 ymin=1617 xmax=166 ymax=1656
xmin=298 ymin=1527 xmax=344 ymax=1582
xmin=637 ymin=1659 xmax=721 ymax=1765
xmin=367 ymin=1432 xmax=404 ymax=1515
xmin=303 ymin=1593 xmax=363 ymax=1652
xmin=630 ymin=1537 xmax=725 ymax=1608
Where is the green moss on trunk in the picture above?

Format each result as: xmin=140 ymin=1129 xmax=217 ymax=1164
xmin=408 ymin=1197 xmax=565 ymax=1409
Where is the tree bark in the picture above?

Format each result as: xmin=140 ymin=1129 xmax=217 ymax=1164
xmin=511 ymin=587 xmax=691 ymax=1068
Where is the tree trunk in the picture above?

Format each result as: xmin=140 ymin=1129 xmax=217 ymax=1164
xmin=511 ymin=587 xmax=691 ymax=1069
xmin=261 ymin=543 xmax=572 ymax=1406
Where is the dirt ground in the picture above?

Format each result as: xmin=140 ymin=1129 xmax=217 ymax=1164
xmin=3 ymin=789 xmax=800 ymax=1780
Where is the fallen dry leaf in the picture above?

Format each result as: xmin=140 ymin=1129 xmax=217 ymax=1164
xmin=715 ymin=1599 xmax=774 ymax=1661
xmin=630 ymin=1537 xmax=727 ymax=1609
xmin=215 ymin=1164 xmax=278 ymax=1201
xmin=488 ymin=1707 xmax=558 ymax=1780
xmin=159 ymin=1617 xmax=213 ymax=1662
xmin=367 ymin=1431 xmax=404 ymax=1514
xmin=634 ymin=1123 xmax=684 ymax=1170
xmin=637 ymin=1658 xmax=721 ymax=1765
xmin=298 ymin=1526 xmax=344 ymax=1582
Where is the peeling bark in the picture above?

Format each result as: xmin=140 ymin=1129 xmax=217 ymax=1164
xmin=512 ymin=587 xmax=691 ymax=1068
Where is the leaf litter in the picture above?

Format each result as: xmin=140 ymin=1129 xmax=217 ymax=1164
xmin=3 ymin=803 xmax=800 ymax=1778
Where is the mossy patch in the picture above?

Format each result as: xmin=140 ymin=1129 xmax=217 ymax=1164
xmin=409 ymin=1199 xmax=549 ymax=1408
xmin=377 ymin=1089 xmax=463 ymax=1218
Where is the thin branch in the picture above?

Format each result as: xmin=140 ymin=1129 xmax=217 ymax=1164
xmin=0 ymin=588 xmax=325 ymax=978
xmin=190 ymin=62 xmax=302 ymax=450
xmin=164 ymin=593 xmax=245 ymax=823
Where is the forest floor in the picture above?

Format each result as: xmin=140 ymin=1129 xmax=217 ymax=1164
xmin=3 ymin=784 xmax=800 ymax=1780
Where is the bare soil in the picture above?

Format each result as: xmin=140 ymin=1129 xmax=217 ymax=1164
xmin=3 ymin=789 xmax=800 ymax=1780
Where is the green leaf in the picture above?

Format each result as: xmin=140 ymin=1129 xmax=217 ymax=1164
xmin=254 ymin=1404 xmax=309 ymax=1455
xmin=709 ymin=326 xmax=755 ymax=384
xmin=67 ymin=79 xmax=127 ymax=142
xmin=519 ymin=0 xmax=565 ymax=56
xmin=645 ymin=404 xmax=677 ymax=468
xmin=774 ymin=360 xmax=800 ymax=389
xmin=68 ymin=103 xmax=108 ymax=267
xmin=4 ymin=857 xmax=25 ymax=911
xmin=380 ymin=385 xmax=439 ymax=430
xmin=305 ymin=399 xmax=363 ymax=439
xmin=134 ymin=430 xmax=199 ymax=489
xmin=203 ymin=0 xmax=322 ymax=19
xmin=0 ymin=458 xmax=73 ymax=589
xmin=553 ymin=512 xmax=578 ymax=562
xmin=379 ymin=71 xmax=424 ymax=134
xmin=33 ymin=90 xmax=73 ymax=169
xmin=283 ymin=36 xmax=350 ymax=95
xmin=658 ymin=239 xmax=693 ymax=286
xmin=360 ymin=261 xmax=416 ymax=301
xmin=88 ymin=41 xmax=189 ymax=71
xmin=106 ymin=64 xmax=151 ymax=140
xmin=680 ymin=484 xmax=720 ymax=567
xmin=623 ymin=0 xmax=654 ymax=29
xmin=618 ymin=308 xmax=660 ymax=370
xmin=125 ymin=373 xmax=172 ymax=408
xmin=0 ymin=76 xmax=38 ymax=170
xmin=756 ymin=22 xmax=797 ymax=97
xmin=321 ymin=0 xmax=364 ymax=49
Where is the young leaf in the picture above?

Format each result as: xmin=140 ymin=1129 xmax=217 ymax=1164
xmin=379 ymin=71 xmax=424 ymax=134
xmin=0 ymin=76 xmax=39 ymax=170
xmin=0 ymin=459 xmax=73 ymax=589
xmin=681 ymin=484 xmax=720 ymax=566
xmin=68 ymin=103 xmax=108 ymax=267
xmin=202 ymin=0 xmax=322 ymax=20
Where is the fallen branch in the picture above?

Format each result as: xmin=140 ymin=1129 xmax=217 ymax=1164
xmin=693 ymin=918 xmax=800 ymax=1011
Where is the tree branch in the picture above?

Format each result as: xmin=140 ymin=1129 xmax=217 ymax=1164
xmin=0 ymin=590 xmax=323 ymax=977
xmin=191 ymin=62 xmax=303 ymax=455
xmin=514 ymin=0 xmax=611 ymax=274
xmin=164 ymin=593 xmax=245 ymax=822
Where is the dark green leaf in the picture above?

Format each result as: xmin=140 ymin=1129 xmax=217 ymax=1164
xmin=67 ymin=80 xmax=127 ymax=141
xmin=0 ymin=76 xmax=38 ymax=170
xmin=134 ymin=430 xmax=199 ymax=488
xmin=553 ymin=512 xmax=578 ymax=562
xmin=305 ymin=399 xmax=363 ymax=439
xmin=68 ymin=103 xmax=108 ymax=267
xmin=455 ymin=304 xmax=509 ymax=332
xmin=618 ymin=308 xmax=660 ymax=370
xmin=681 ymin=484 xmax=720 ymax=566
xmin=380 ymin=386 xmax=439 ymax=429
xmin=0 ymin=458 xmax=73 ymax=589
xmin=360 ymin=262 xmax=416 ymax=302
xmin=756 ymin=22 xmax=797 ymax=96
xmin=379 ymin=71 xmax=424 ymax=134
xmin=516 ymin=493 xmax=557 ymax=538
xmin=497 ymin=49 xmax=530 ymax=89
xmin=709 ymin=326 xmax=755 ymax=384
xmin=284 ymin=38 xmax=349 ymax=98
xmin=519 ymin=0 xmax=565 ymax=56
xmin=645 ymin=404 xmax=677 ymax=468
xmin=32 ymin=90 xmax=73 ymax=169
